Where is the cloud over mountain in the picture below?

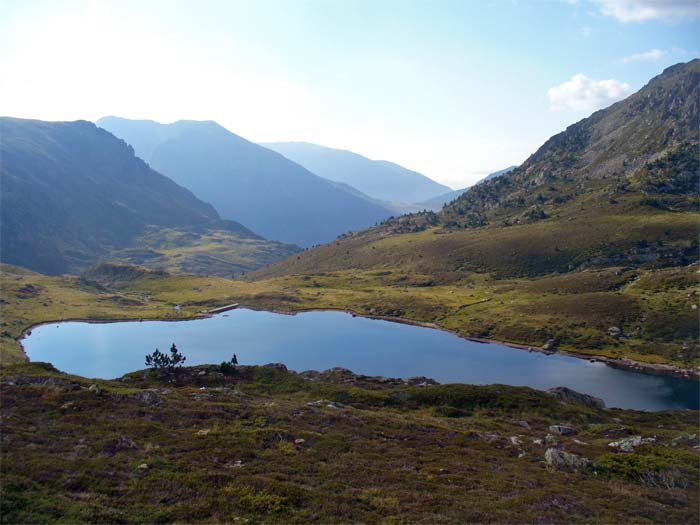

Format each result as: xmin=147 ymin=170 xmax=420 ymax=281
xmin=547 ymin=74 xmax=631 ymax=112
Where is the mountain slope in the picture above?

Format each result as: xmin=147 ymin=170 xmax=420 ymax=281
xmin=249 ymin=61 xmax=699 ymax=366
xmin=0 ymin=118 xmax=297 ymax=275
xmin=257 ymin=60 xmax=699 ymax=279
xmin=261 ymin=141 xmax=451 ymax=203
xmin=97 ymin=118 xmax=393 ymax=247
xmin=418 ymin=166 xmax=517 ymax=211
xmin=441 ymin=60 xmax=699 ymax=229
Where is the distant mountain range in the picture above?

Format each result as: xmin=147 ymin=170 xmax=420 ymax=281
xmin=97 ymin=118 xmax=394 ymax=247
xmin=0 ymin=118 xmax=297 ymax=275
xmin=261 ymin=141 xmax=452 ymax=204
xmin=417 ymin=166 xmax=517 ymax=211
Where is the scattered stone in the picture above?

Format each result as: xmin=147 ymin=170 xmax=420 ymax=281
xmin=549 ymin=424 xmax=577 ymax=436
xmin=603 ymin=426 xmax=632 ymax=437
xmin=195 ymin=429 xmax=211 ymax=436
xmin=137 ymin=463 xmax=148 ymax=470
xmin=191 ymin=393 xmax=213 ymax=400
xmin=545 ymin=434 xmax=559 ymax=447
xmin=573 ymin=439 xmax=588 ymax=446
xmin=608 ymin=435 xmax=656 ymax=452
xmin=542 ymin=339 xmax=558 ymax=351
xmin=135 ymin=390 xmax=161 ymax=405
xmin=607 ymin=326 xmax=623 ymax=338
xmin=104 ymin=435 xmax=139 ymax=454
xmin=533 ymin=438 xmax=544 ymax=446
xmin=518 ymin=451 xmax=527 ymax=458
xmin=88 ymin=384 xmax=101 ymax=394
xmin=307 ymin=399 xmax=346 ymax=409
xmin=547 ymin=387 xmax=605 ymax=409
xmin=509 ymin=436 xmax=523 ymax=446
xmin=545 ymin=448 xmax=595 ymax=470
xmin=671 ymin=433 xmax=699 ymax=447
xmin=197 ymin=371 xmax=207 ymax=376
xmin=517 ymin=420 xmax=531 ymax=430
xmin=294 ymin=438 xmax=306 ymax=445
xmin=60 ymin=401 xmax=75 ymax=410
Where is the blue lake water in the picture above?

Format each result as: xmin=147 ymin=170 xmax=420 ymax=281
xmin=23 ymin=308 xmax=699 ymax=411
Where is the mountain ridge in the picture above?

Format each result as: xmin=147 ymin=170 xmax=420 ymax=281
xmin=261 ymin=141 xmax=452 ymax=203
xmin=0 ymin=117 xmax=297 ymax=275
xmin=98 ymin=118 xmax=394 ymax=247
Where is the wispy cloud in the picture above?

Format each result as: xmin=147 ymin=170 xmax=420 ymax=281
xmin=591 ymin=0 xmax=699 ymax=23
xmin=548 ymin=73 xmax=631 ymax=111
xmin=620 ymin=48 xmax=666 ymax=63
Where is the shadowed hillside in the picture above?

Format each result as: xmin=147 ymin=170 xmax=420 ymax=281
xmin=98 ymin=118 xmax=394 ymax=247
xmin=0 ymin=118 xmax=298 ymax=276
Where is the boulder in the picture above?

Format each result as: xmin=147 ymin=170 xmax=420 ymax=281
xmin=544 ymin=448 xmax=595 ymax=470
xmin=135 ymin=390 xmax=161 ymax=405
xmin=608 ymin=435 xmax=656 ymax=452
xmin=545 ymin=434 xmax=559 ymax=447
xmin=549 ymin=424 xmax=577 ymax=436
xmin=542 ymin=339 xmax=558 ymax=351
xmin=671 ymin=433 xmax=700 ymax=447
xmin=88 ymin=384 xmax=101 ymax=394
xmin=607 ymin=326 xmax=623 ymax=338
xmin=548 ymin=387 xmax=605 ymax=409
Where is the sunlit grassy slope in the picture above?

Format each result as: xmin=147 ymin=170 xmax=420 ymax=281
xmin=2 ymin=260 xmax=697 ymax=368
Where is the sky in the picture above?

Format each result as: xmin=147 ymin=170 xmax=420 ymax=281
xmin=1 ymin=0 xmax=698 ymax=188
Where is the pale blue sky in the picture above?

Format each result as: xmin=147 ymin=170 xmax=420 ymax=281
xmin=1 ymin=0 xmax=698 ymax=187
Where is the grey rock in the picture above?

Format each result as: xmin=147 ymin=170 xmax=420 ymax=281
xmin=542 ymin=339 xmax=558 ymax=351
xmin=135 ymin=390 xmax=161 ymax=405
xmin=307 ymin=399 xmax=346 ymax=409
xmin=607 ymin=326 xmax=623 ymax=338
xmin=545 ymin=448 xmax=595 ymax=470
xmin=671 ymin=433 xmax=699 ymax=447
xmin=549 ymin=424 xmax=577 ymax=436
xmin=88 ymin=384 xmax=101 ymax=394
xmin=545 ymin=433 xmax=559 ymax=447
xmin=103 ymin=435 xmax=139 ymax=454
xmin=548 ymin=387 xmax=605 ymax=409
xmin=608 ymin=435 xmax=656 ymax=452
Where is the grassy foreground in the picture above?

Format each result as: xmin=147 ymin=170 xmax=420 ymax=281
xmin=1 ymin=261 xmax=698 ymax=370
xmin=1 ymin=362 xmax=699 ymax=524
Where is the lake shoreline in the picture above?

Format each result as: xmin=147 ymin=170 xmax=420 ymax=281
xmin=241 ymin=306 xmax=700 ymax=380
xmin=16 ymin=307 xmax=699 ymax=381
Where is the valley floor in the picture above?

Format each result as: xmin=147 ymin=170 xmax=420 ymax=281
xmin=1 ymin=263 xmax=697 ymax=374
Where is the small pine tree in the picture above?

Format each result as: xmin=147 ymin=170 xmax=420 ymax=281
xmin=145 ymin=343 xmax=186 ymax=372
xmin=232 ymin=353 xmax=238 ymax=366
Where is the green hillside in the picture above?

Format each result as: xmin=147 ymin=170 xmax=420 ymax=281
xmin=250 ymin=61 xmax=700 ymax=367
